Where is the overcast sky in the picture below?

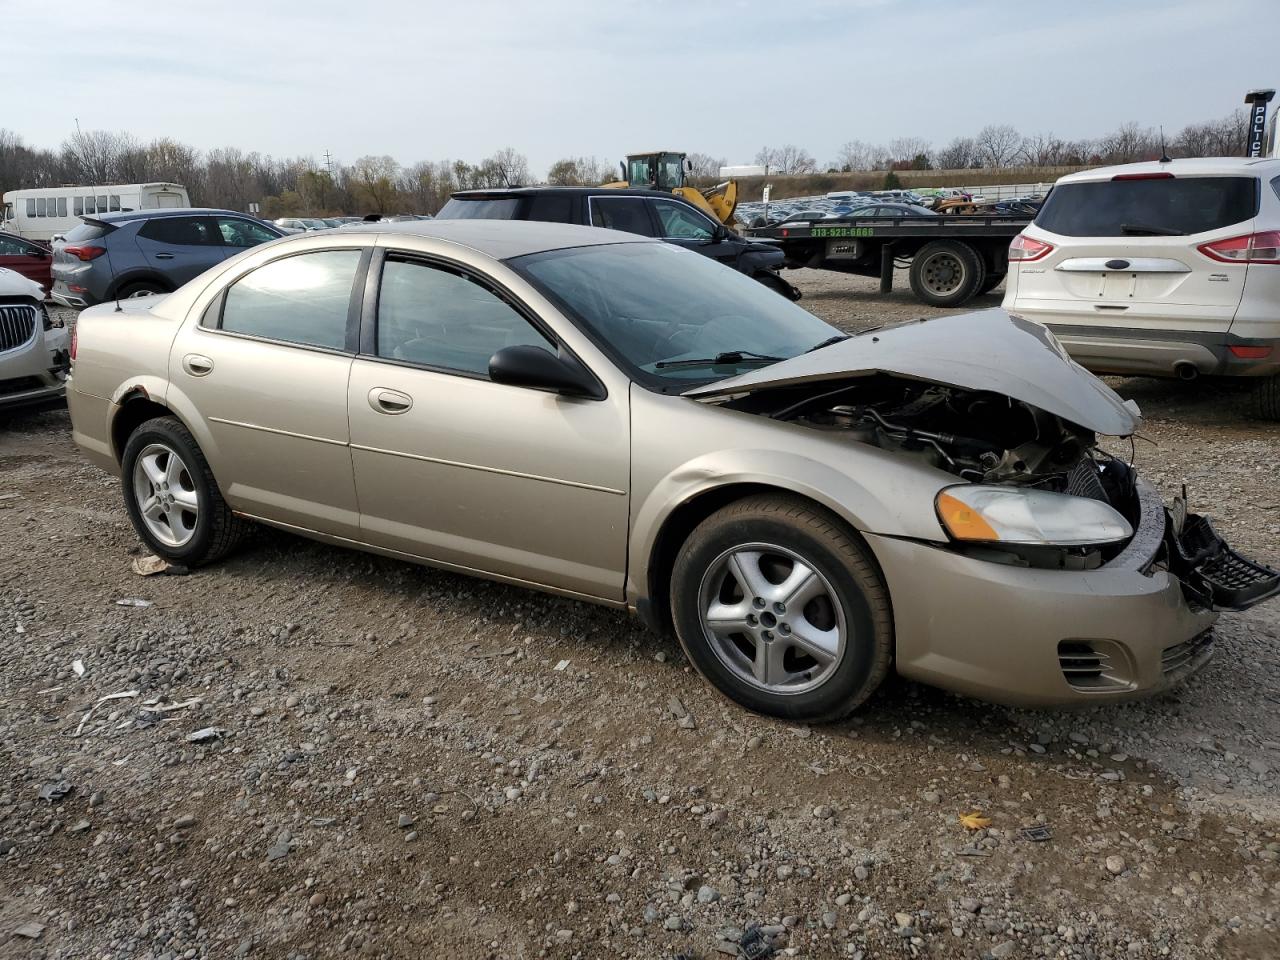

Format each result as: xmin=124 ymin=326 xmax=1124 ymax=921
xmin=5 ymin=0 xmax=1271 ymax=174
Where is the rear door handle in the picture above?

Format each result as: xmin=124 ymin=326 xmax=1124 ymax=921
xmin=155 ymin=253 xmax=175 ymax=260
xmin=183 ymin=354 xmax=214 ymax=376
xmin=369 ymin=387 xmax=412 ymax=414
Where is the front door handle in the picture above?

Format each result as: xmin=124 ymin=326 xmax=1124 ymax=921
xmin=155 ymin=253 xmax=175 ymax=260
xmin=183 ymin=354 xmax=214 ymax=376
xmin=369 ymin=387 xmax=412 ymax=414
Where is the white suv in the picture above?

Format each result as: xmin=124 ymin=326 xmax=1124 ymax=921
xmin=0 ymin=267 xmax=69 ymax=413
xmin=1003 ymin=157 xmax=1280 ymax=419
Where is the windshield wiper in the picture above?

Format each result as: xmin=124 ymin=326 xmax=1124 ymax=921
xmin=805 ymin=334 xmax=850 ymax=353
xmin=1120 ymin=222 xmax=1185 ymax=236
xmin=654 ymin=350 xmax=785 ymax=370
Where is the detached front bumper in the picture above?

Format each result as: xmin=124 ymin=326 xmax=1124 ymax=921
xmin=867 ymin=482 xmax=1277 ymax=707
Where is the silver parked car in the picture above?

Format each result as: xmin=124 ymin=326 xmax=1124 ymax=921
xmin=65 ymin=222 xmax=1279 ymax=719
xmin=0 ymin=267 xmax=68 ymax=412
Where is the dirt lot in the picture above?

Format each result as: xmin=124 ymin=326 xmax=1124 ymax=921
xmin=2 ymin=275 xmax=1278 ymax=960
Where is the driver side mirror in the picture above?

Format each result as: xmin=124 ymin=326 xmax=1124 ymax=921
xmin=489 ymin=344 xmax=603 ymax=400
xmin=709 ymin=223 xmax=730 ymax=244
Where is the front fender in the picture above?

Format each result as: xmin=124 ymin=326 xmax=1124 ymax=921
xmin=626 ymin=445 xmax=950 ymax=606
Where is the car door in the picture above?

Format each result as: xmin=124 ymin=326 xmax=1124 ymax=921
xmin=587 ymin=195 xmax=658 ymax=238
xmin=135 ymin=215 xmax=228 ymax=286
xmin=168 ymin=245 xmax=368 ymax=538
xmin=0 ymin=234 xmax=52 ymax=292
xmin=648 ymin=198 xmax=740 ymax=268
xmin=346 ymin=249 xmax=630 ymax=601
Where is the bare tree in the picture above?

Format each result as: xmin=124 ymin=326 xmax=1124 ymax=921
xmin=1096 ymin=122 xmax=1155 ymax=163
xmin=685 ymin=152 xmax=726 ymax=179
xmin=348 ymin=155 xmax=400 ymax=213
xmin=975 ymin=124 xmax=1024 ymax=168
xmin=888 ymin=137 xmax=932 ymax=167
xmin=1018 ymin=132 xmax=1071 ymax=167
xmin=545 ymin=156 xmax=611 ymax=186
xmin=830 ymin=140 xmax=876 ymax=172
xmin=754 ymin=144 xmax=817 ymax=175
xmin=61 ymin=128 xmax=142 ymax=183
xmin=935 ymin=137 xmax=979 ymax=170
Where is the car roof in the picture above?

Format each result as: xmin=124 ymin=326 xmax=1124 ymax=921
xmin=451 ymin=186 xmax=679 ymax=200
xmin=1059 ymin=156 xmax=1280 ymax=184
xmin=334 ymin=219 xmax=652 ymax=259
xmin=95 ymin=207 xmax=255 ymax=223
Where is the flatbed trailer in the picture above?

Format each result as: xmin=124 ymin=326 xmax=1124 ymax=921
xmin=745 ymin=214 xmax=1033 ymax=308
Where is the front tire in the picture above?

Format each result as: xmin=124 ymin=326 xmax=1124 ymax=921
xmin=121 ymin=416 xmax=249 ymax=566
xmin=671 ymin=495 xmax=893 ymax=721
xmin=755 ymin=271 xmax=802 ymax=301
xmin=908 ymin=240 xmax=985 ymax=307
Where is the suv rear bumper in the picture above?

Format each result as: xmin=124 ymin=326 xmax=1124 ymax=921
xmin=1042 ymin=323 xmax=1280 ymax=379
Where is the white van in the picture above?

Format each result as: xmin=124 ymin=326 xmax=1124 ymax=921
xmin=1 ymin=182 xmax=189 ymax=243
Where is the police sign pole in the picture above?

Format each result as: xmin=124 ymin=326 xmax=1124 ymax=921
xmin=1244 ymin=89 xmax=1274 ymax=158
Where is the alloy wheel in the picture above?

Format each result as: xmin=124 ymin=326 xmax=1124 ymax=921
xmin=697 ymin=542 xmax=847 ymax=695
xmin=132 ymin=443 xmax=199 ymax=547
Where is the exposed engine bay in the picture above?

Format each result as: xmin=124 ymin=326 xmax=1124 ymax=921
xmin=727 ymin=374 xmax=1144 ymax=568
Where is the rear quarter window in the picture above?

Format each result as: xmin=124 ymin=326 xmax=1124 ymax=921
xmin=436 ymin=198 xmax=523 ymax=220
xmin=1035 ymin=176 xmax=1259 ymax=237
xmin=63 ymin=222 xmax=112 ymax=242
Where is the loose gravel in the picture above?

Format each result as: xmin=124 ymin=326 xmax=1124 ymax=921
xmin=0 ymin=278 xmax=1276 ymax=959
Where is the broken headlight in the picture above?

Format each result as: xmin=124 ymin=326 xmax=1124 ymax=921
xmin=936 ymin=485 xmax=1132 ymax=547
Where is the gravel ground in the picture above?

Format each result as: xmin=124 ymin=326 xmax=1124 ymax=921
xmin=1 ymin=278 xmax=1278 ymax=960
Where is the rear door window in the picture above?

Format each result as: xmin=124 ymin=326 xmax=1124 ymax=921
xmin=526 ymin=194 xmax=574 ymax=223
xmin=219 ymin=249 xmax=361 ymax=350
xmin=588 ymin=197 xmax=656 ymax=236
xmin=1036 ymin=176 xmax=1259 ymax=237
xmin=138 ymin=216 xmax=219 ymax=245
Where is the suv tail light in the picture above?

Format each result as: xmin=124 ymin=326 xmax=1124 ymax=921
xmin=1228 ymin=344 xmax=1273 ymax=359
xmin=1197 ymin=231 xmax=1280 ymax=264
xmin=1009 ymin=234 xmax=1053 ymax=262
xmin=70 ymin=324 xmax=77 ymax=361
xmin=64 ymin=244 xmax=107 ymax=262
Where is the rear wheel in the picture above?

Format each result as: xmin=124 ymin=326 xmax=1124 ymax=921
xmin=909 ymin=240 xmax=985 ymax=307
xmin=1252 ymin=374 xmax=1280 ymax=421
xmin=117 ymin=280 xmax=165 ymax=299
xmin=671 ymin=495 xmax=893 ymax=722
xmin=121 ymin=416 xmax=249 ymax=566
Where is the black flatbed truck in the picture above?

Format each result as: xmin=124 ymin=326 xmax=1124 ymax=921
xmin=744 ymin=213 xmax=1033 ymax=308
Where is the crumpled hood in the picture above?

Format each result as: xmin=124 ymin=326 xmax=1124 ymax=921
xmin=684 ymin=309 xmax=1141 ymax=437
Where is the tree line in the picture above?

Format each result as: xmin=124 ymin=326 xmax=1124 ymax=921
xmin=0 ymin=107 xmax=1258 ymax=218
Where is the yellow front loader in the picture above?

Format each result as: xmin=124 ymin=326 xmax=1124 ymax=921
xmin=602 ymin=151 xmax=738 ymax=225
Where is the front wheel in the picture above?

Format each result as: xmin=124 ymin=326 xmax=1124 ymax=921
xmin=755 ymin=271 xmax=802 ymax=301
xmin=121 ymin=416 xmax=249 ymax=566
xmin=671 ymin=495 xmax=893 ymax=721
xmin=1252 ymin=374 xmax=1280 ymax=421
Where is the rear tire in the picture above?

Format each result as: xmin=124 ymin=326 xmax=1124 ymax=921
xmin=909 ymin=240 xmax=985 ymax=307
xmin=121 ymin=416 xmax=249 ymax=566
xmin=1252 ymin=374 xmax=1280 ymax=421
xmin=670 ymin=495 xmax=893 ymax=722
xmin=117 ymin=280 xmax=165 ymax=299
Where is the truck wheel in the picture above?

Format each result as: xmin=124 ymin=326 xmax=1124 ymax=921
xmin=756 ymin=272 xmax=802 ymax=301
xmin=909 ymin=241 xmax=985 ymax=308
xmin=1252 ymin=374 xmax=1280 ymax=421
xmin=670 ymin=494 xmax=893 ymax=722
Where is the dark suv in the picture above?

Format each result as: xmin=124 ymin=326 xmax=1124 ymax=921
xmin=51 ymin=208 xmax=284 ymax=307
xmin=436 ymin=187 xmax=799 ymax=299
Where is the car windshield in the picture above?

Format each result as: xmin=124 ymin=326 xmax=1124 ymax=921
xmin=509 ymin=241 xmax=839 ymax=389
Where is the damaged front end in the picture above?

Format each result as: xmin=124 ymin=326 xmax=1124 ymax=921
xmin=688 ymin=310 xmax=1280 ymax=613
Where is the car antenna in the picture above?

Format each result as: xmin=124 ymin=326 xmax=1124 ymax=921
xmin=1158 ymin=126 xmax=1172 ymax=164
xmin=114 ymin=292 xmax=122 ymax=312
